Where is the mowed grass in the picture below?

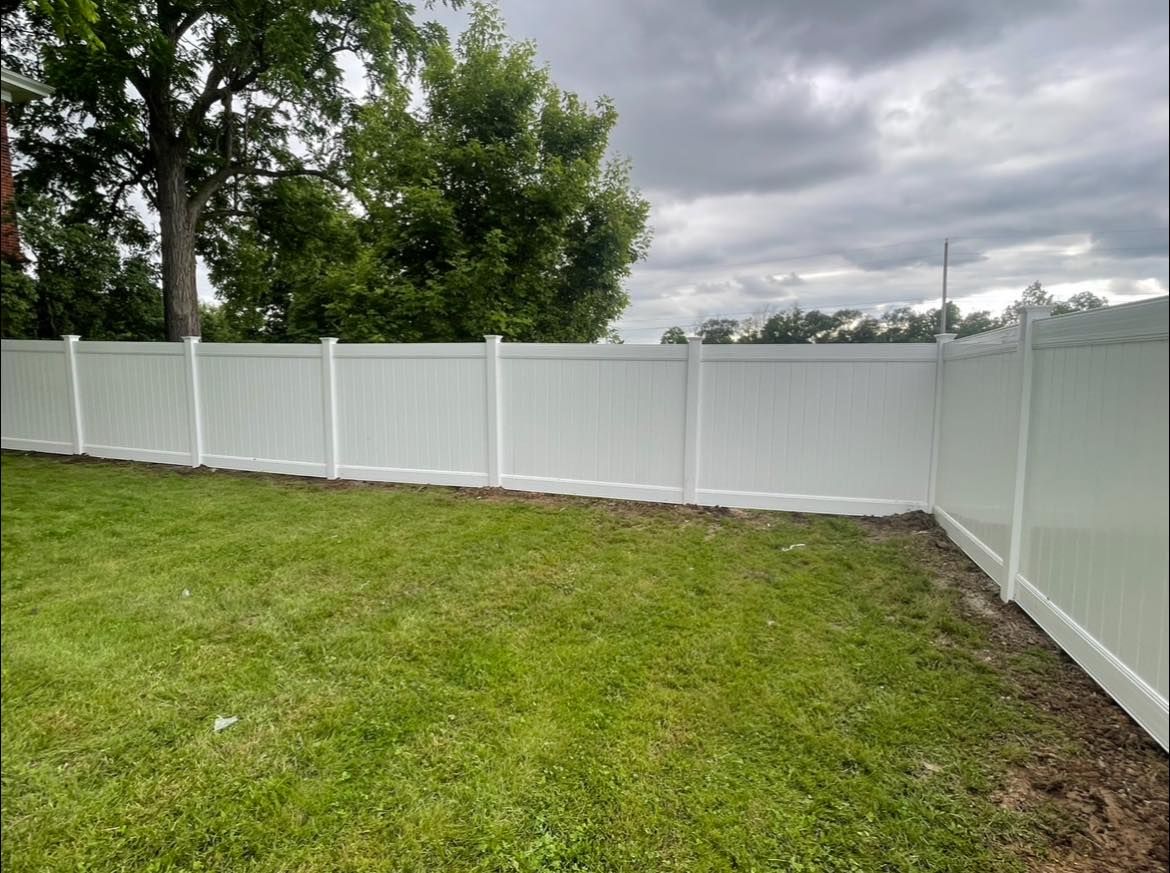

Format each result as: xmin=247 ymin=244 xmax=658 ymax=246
xmin=1 ymin=454 xmax=1063 ymax=872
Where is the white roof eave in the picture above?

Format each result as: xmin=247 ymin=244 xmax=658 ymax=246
xmin=1 ymin=66 xmax=54 ymax=104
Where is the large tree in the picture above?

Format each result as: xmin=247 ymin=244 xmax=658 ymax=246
xmin=204 ymin=5 xmax=650 ymax=342
xmin=1001 ymin=280 xmax=1106 ymax=323
xmin=0 ymin=194 xmax=163 ymax=339
xmin=7 ymin=0 xmax=433 ymax=340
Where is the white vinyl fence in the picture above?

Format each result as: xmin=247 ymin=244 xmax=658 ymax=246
xmin=933 ymin=297 xmax=1169 ymax=748
xmin=0 ymin=337 xmax=938 ymax=514
xmin=2 ymin=300 xmax=1167 ymax=748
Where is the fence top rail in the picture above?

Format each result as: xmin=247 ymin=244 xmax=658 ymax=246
xmin=197 ymin=343 xmax=321 ymax=359
xmin=950 ymin=324 xmax=1019 ymax=347
xmin=701 ymin=343 xmax=936 ymax=363
xmin=0 ymin=339 xmax=67 ymax=353
xmin=500 ymin=343 xmax=689 ymax=361
xmin=945 ymin=340 xmax=1019 ymax=361
xmin=335 ymin=343 xmax=485 ymax=360
xmin=1033 ymin=295 xmax=1169 ymax=348
xmin=76 ymin=341 xmax=184 ymax=356
xmin=29 ymin=329 xmax=1155 ymax=359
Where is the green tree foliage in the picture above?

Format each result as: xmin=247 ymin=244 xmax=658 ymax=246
xmin=7 ymin=0 xmax=434 ymax=339
xmin=197 ymin=302 xmax=243 ymax=342
xmin=0 ymin=195 xmax=163 ymax=339
xmin=952 ymin=309 xmax=1002 ymax=336
xmin=1000 ymin=281 xmax=1107 ymax=323
xmin=201 ymin=178 xmax=364 ymax=340
xmin=31 ymin=0 xmax=102 ymax=47
xmin=204 ymin=5 xmax=650 ymax=342
xmin=694 ymin=318 xmax=740 ymax=343
xmin=1054 ymin=291 xmax=1108 ymax=315
xmin=659 ymin=326 xmax=688 ymax=344
xmin=657 ymin=283 xmax=1112 ymax=345
xmin=0 ymin=263 xmax=38 ymax=338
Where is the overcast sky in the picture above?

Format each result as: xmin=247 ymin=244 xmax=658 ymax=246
xmin=424 ymin=0 xmax=1169 ymax=340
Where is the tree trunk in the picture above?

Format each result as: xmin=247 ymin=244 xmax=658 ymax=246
xmin=157 ymin=154 xmax=201 ymax=341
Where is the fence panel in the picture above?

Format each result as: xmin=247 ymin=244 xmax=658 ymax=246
xmin=499 ymin=344 xmax=688 ymax=502
xmin=933 ymin=332 xmax=1021 ymax=580
xmin=0 ymin=340 xmax=73 ymax=453
xmin=931 ymin=298 xmax=1169 ymax=748
xmin=75 ymin=342 xmax=191 ymax=464
xmin=198 ymin=344 xmax=326 ymax=476
xmin=1013 ymin=300 xmax=1169 ymax=746
xmin=697 ymin=345 xmax=937 ymax=514
xmin=334 ymin=344 xmax=489 ymax=486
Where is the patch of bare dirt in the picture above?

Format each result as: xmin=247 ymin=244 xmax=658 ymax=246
xmin=859 ymin=511 xmax=1170 ymax=873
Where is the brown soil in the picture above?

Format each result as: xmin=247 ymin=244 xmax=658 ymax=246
xmin=860 ymin=511 xmax=1170 ymax=873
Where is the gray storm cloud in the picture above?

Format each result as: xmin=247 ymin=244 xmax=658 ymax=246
xmin=425 ymin=0 xmax=1169 ymax=338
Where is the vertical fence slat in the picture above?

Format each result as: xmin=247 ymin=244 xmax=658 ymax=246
xmin=484 ymin=335 xmax=503 ymax=487
xmin=320 ymin=337 xmax=339 ymax=479
xmin=182 ymin=336 xmax=203 ymax=467
xmin=682 ymin=336 xmax=703 ymax=504
xmin=61 ymin=335 xmax=84 ymax=455
xmin=1001 ymin=305 xmax=1052 ymax=602
xmin=926 ymin=332 xmax=956 ymax=511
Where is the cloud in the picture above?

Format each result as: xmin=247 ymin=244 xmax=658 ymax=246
xmin=694 ymin=273 xmax=803 ymax=301
xmin=611 ymin=75 xmax=877 ymax=198
xmin=423 ymin=0 xmax=1168 ymax=339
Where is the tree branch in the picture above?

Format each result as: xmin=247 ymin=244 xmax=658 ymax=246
xmin=107 ymin=159 xmax=154 ymax=216
xmin=236 ymin=167 xmax=341 ymax=181
xmin=184 ymin=59 xmax=229 ymax=136
xmin=174 ymin=10 xmax=205 ymax=42
xmin=187 ymin=90 xmax=237 ymax=220
xmin=182 ymin=14 xmax=271 ymax=145
xmin=188 ymin=162 xmax=341 ymax=222
xmin=182 ymin=61 xmax=268 ymax=146
xmin=219 ymin=92 xmax=234 ymax=167
xmin=200 ymin=208 xmax=254 ymax=220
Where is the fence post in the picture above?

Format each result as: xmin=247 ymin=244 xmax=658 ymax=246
xmin=181 ymin=336 xmax=203 ymax=468
xmin=1001 ymin=306 xmax=1052 ymax=602
xmin=484 ymin=335 xmax=502 ymax=487
xmin=61 ymin=335 xmax=84 ymax=455
xmin=926 ymin=332 xmax=957 ymax=512
xmin=682 ymin=335 xmax=703 ymax=504
xmin=320 ymin=338 xmax=339 ymax=479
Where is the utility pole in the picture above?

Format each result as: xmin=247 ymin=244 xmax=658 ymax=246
xmin=939 ymin=238 xmax=950 ymax=334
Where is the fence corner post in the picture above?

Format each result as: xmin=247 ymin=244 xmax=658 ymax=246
xmin=181 ymin=336 xmax=203 ymax=468
xmin=61 ymin=334 xmax=85 ymax=455
xmin=320 ymin=337 xmax=339 ymax=480
xmin=682 ymin=335 xmax=703 ymax=505
xmin=1002 ymin=306 xmax=1053 ymax=602
xmin=926 ymin=332 xmax=957 ymax=513
xmin=484 ymin=335 xmax=503 ymax=488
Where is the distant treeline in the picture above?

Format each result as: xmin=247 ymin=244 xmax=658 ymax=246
xmin=660 ymin=283 xmax=1106 ymax=344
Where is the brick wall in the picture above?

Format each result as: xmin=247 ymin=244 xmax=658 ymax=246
xmin=1 ymin=100 xmax=25 ymax=263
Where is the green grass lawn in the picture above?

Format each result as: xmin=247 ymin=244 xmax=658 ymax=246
xmin=1 ymin=454 xmax=1066 ymax=872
